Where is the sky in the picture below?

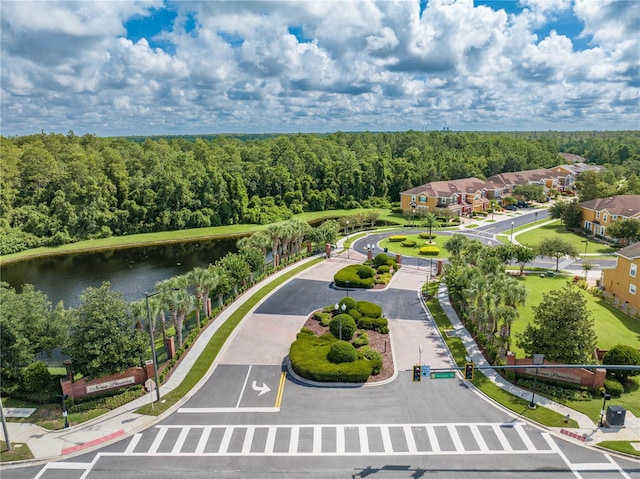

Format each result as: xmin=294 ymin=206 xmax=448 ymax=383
xmin=1 ymin=0 xmax=639 ymax=137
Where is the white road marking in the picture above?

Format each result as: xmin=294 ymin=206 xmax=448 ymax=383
xmin=265 ymin=426 xmax=277 ymax=454
xmin=469 ymin=425 xmax=489 ymax=452
xmin=242 ymin=426 xmax=255 ymax=454
xmin=172 ymin=428 xmax=190 ymax=454
xmin=178 ymin=407 xmax=279 ymax=413
xmin=148 ymin=426 xmax=168 ymax=454
xmin=124 ymin=433 xmax=142 ymax=454
xmin=236 ymin=365 xmax=252 ymax=408
xmin=313 ymin=426 xmax=322 ymax=454
xmin=289 ymin=426 xmax=299 ymax=454
xmin=380 ymin=426 xmax=393 ymax=453
xmin=359 ymin=426 xmax=369 ymax=454
xmin=447 ymin=424 xmax=464 ymax=452
xmin=514 ymin=423 xmax=536 ymax=451
xmin=426 ymin=425 xmax=440 ymax=453
xmin=195 ymin=426 xmax=212 ymax=454
xmin=336 ymin=425 xmax=345 ymax=454
xmin=404 ymin=425 xmax=417 ymax=454
xmin=492 ymin=424 xmax=513 ymax=452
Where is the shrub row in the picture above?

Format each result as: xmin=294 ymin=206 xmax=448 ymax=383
xmin=418 ymin=233 xmax=436 ymax=239
xmin=401 ymin=240 xmax=417 ymax=247
xmin=388 ymin=235 xmax=406 ymax=242
xmin=357 ymin=316 xmax=389 ymax=333
xmin=334 ymin=265 xmax=376 ymax=289
xmin=515 ymin=377 xmax=593 ymax=401
xmin=419 ymin=245 xmax=440 ymax=256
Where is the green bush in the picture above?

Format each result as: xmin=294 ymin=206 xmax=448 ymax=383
xmin=376 ymin=273 xmax=392 ymax=284
xmin=377 ymin=265 xmax=390 ymax=274
xmin=419 ymin=245 xmax=440 ymax=256
xmin=357 ymin=316 xmax=389 ymax=334
xmin=348 ymin=309 xmax=362 ymax=320
xmin=359 ymin=277 xmax=376 ymax=288
xmin=418 ymin=233 xmax=436 ymax=239
xmin=602 ymin=344 xmax=640 ymax=381
xmin=21 ymin=362 xmax=52 ymax=393
xmin=313 ymin=311 xmax=332 ymax=327
xmin=357 ymin=301 xmax=383 ymax=318
xmin=374 ymin=253 xmax=391 ymax=268
xmin=327 ymin=340 xmax=358 ymax=363
xmin=353 ymin=331 xmax=369 ymax=348
xmin=356 ymin=265 xmax=376 ymax=279
xmin=360 ymin=346 xmax=383 ymax=375
xmin=289 ymin=333 xmax=373 ymax=382
xmin=604 ymin=378 xmax=624 ymax=397
xmin=334 ymin=265 xmax=361 ymax=288
xmin=338 ymin=297 xmax=357 ymax=310
xmin=388 ymin=235 xmax=406 ymax=242
xmin=387 ymin=259 xmax=399 ymax=270
xmin=401 ymin=240 xmax=417 ymax=247
xmin=330 ymin=314 xmax=357 ymax=341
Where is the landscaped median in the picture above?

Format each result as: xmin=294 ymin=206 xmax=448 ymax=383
xmin=135 ymin=258 xmax=323 ymax=416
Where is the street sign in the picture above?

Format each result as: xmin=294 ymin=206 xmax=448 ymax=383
xmin=145 ymin=378 xmax=156 ymax=391
xmin=432 ymin=371 xmax=456 ymax=379
xmin=422 ymin=365 xmax=430 ymax=377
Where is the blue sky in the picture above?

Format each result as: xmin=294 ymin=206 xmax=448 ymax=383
xmin=1 ymin=0 xmax=638 ymax=136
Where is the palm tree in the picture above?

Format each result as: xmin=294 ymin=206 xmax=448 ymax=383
xmin=289 ymin=218 xmax=311 ymax=256
xmin=157 ymin=275 xmax=193 ymax=347
xmin=186 ymin=267 xmax=210 ymax=328
xmin=218 ymin=253 xmax=251 ymax=295
xmin=266 ymin=223 xmax=283 ymax=268
xmin=422 ymin=212 xmax=442 ymax=243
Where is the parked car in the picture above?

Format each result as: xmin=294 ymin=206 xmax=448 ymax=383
xmin=504 ymin=204 xmax=518 ymax=211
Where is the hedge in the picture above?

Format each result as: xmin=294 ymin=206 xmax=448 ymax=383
xmin=401 ymin=240 xmax=417 ymax=247
xmin=330 ymin=314 xmax=357 ymax=341
xmin=374 ymin=253 xmax=391 ymax=268
xmin=357 ymin=301 xmax=383 ymax=318
xmin=357 ymin=316 xmax=389 ymax=333
xmin=334 ymin=265 xmax=376 ymax=289
xmin=289 ymin=330 xmax=373 ymax=382
xmin=388 ymin=235 xmax=407 ymax=242
xmin=418 ymin=233 xmax=436 ymax=239
xmin=327 ymin=341 xmax=358 ymax=363
xmin=360 ymin=346 xmax=383 ymax=375
xmin=356 ymin=265 xmax=376 ymax=279
xmin=419 ymin=245 xmax=440 ymax=256
xmin=377 ymin=265 xmax=390 ymax=274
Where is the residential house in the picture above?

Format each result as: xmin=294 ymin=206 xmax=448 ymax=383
xmin=580 ymin=195 xmax=640 ymax=238
xmin=400 ymin=177 xmax=490 ymax=216
xmin=486 ymin=168 xmax=574 ymax=200
xmin=601 ymin=242 xmax=640 ymax=312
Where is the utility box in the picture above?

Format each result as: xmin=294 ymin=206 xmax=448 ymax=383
xmin=546 ymin=271 xmax=554 ymax=277
xmin=606 ymin=405 xmax=626 ymax=427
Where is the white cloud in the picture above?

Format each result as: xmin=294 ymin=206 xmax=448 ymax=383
xmin=0 ymin=0 xmax=638 ymax=135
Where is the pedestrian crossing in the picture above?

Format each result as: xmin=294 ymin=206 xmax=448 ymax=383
xmin=123 ymin=422 xmax=558 ymax=457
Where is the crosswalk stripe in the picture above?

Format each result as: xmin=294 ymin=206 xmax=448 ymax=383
xmin=195 ymin=427 xmax=212 ymax=454
xmin=172 ymin=428 xmax=190 ymax=454
xmin=219 ymin=427 xmax=233 ymax=454
xmin=149 ymin=426 xmax=168 ymax=454
xmin=289 ymin=426 xmax=299 ymax=454
xmin=381 ymin=426 xmax=393 ymax=453
xmin=359 ymin=426 xmax=369 ymax=454
xmin=447 ymin=424 xmax=464 ymax=452
xmin=313 ymin=426 xmax=322 ymax=454
xmin=404 ymin=426 xmax=417 ymax=454
xmin=469 ymin=425 xmax=489 ymax=452
xmin=514 ymin=423 xmax=536 ymax=451
xmin=265 ymin=426 xmax=277 ymax=454
xmin=492 ymin=424 xmax=513 ymax=452
xmin=426 ymin=425 xmax=440 ymax=452
xmin=124 ymin=433 xmax=142 ymax=454
xmin=242 ymin=426 xmax=255 ymax=454
xmin=336 ymin=426 xmax=345 ymax=454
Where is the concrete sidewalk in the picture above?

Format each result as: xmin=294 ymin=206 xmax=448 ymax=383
xmin=436 ymin=281 xmax=640 ymax=447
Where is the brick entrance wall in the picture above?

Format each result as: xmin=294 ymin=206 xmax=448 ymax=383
xmin=506 ymin=352 xmax=605 ymax=390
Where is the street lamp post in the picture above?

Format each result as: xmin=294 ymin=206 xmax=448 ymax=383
xmin=599 ymin=392 xmax=611 ymax=427
xmin=345 ymin=220 xmax=349 ymax=241
xmin=534 ymin=211 xmax=538 ymax=223
xmin=334 ymin=302 xmax=346 ymax=340
xmin=582 ymin=239 xmax=588 ymax=256
xmin=145 ymin=288 xmax=178 ymax=402
xmin=510 ymin=221 xmax=515 ymax=243
xmin=529 ymin=354 xmax=544 ymax=409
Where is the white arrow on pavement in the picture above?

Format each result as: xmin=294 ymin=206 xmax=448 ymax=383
xmin=251 ymin=381 xmax=271 ymax=396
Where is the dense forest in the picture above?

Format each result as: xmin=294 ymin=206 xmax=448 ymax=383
xmin=1 ymin=130 xmax=639 ymax=255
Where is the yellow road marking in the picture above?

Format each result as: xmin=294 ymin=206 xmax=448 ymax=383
xmin=274 ymin=372 xmax=286 ymax=409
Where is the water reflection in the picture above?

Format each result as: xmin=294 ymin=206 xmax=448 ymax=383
xmin=1 ymin=238 xmax=238 ymax=307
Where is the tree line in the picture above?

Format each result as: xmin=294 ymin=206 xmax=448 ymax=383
xmin=2 ymin=130 xmax=637 ymax=255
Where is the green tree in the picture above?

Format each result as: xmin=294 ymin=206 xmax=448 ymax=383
xmin=606 ymin=218 xmax=640 ymax=244
xmin=561 ymin=199 xmax=583 ymax=229
xmin=0 ymin=282 xmax=68 ymax=378
xmin=536 ymin=237 xmax=579 ymax=271
xmin=66 ymin=282 xmax=146 ymax=378
xmin=422 ymin=212 xmax=442 ymax=243
xmin=602 ymin=344 xmax=640 ymax=381
xmin=218 ymin=253 xmax=251 ymax=295
xmin=513 ymin=245 xmax=537 ymax=275
xmin=517 ymin=284 xmax=596 ymax=364
xmin=513 ymin=184 xmax=545 ymax=202
xmin=549 ymin=201 xmax=567 ymax=223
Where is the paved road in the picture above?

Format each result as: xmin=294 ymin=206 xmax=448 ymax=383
xmin=12 ymin=256 xmax=640 ymax=478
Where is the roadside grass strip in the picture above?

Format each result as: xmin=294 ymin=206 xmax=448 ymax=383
xmin=136 ymin=258 xmax=323 ymax=416
xmin=596 ymin=441 xmax=640 ymax=457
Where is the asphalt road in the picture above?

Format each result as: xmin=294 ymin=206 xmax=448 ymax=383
xmin=11 ymin=266 xmax=640 ymax=479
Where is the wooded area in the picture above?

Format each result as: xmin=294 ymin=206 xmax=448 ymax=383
xmin=2 ymin=130 xmax=638 ymax=255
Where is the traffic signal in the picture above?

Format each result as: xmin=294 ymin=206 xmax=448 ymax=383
xmin=413 ymin=365 xmax=421 ymax=382
xmin=464 ymin=363 xmax=474 ymax=380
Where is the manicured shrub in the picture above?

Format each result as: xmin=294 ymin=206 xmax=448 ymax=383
xmin=338 ymin=297 xmax=357 ymax=311
xmin=334 ymin=265 xmax=361 ymax=288
xmin=401 ymin=240 xmax=417 ymax=247
xmin=604 ymin=378 xmax=624 ymax=397
xmin=419 ymin=245 xmax=440 ymax=256
xmin=360 ymin=346 xmax=383 ymax=375
xmin=418 ymin=233 xmax=436 ymax=239
xmin=357 ymin=301 xmax=383 ymax=318
xmin=356 ymin=265 xmax=376 ymax=279
xmin=377 ymin=264 xmax=390 ymax=274
xmin=376 ymin=273 xmax=392 ymax=284
xmin=330 ymin=314 xmax=357 ymax=341
xmin=357 ymin=316 xmax=389 ymax=334
xmin=327 ymin=340 xmax=358 ymax=363
xmin=313 ymin=311 xmax=332 ymax=327
xmin=348 ymin=309 xmax=362 ymax=320
xmin=388 ymin=235 xmax=406 ymax=242
xmin=353 ymin=331 xmax=369 ymax=348
xmin=359 ymin=277 xmax=376 ymax=288
xmin=602 ymin=344 xmax=640 ymax=381
xmin=387 ymin=259 xmax=399 ymax=270
xmin=374 ymin=253 xmax=391 ymax=268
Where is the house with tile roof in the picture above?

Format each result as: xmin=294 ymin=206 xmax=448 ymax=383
xmin=601 ymin=241 xmax=640 ymax=312
xmin=399 ymin=177 xmax=491 ymax=215
xmin=486 ymin=168 xmax=574 ymax=198
xmin=580 ymin=195 xmax=640 ymax=238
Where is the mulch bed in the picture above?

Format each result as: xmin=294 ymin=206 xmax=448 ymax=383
xmin=302 ymin=316 xmax=394 ymax=383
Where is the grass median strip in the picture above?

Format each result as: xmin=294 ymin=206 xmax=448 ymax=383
xmin=136 ymin=258 xmax=322 ymax=416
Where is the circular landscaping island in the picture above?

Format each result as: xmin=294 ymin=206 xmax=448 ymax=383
xmin=289 ymin=297 xmax=393 ymax=383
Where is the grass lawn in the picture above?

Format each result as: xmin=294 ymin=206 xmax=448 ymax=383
xmin=380 ymin=232 xmax=451 ymax=259
xmin=0 ymin=440 xmax=34 ymax=462
xmin=515 ymin=220 xmax=616 ymax=255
